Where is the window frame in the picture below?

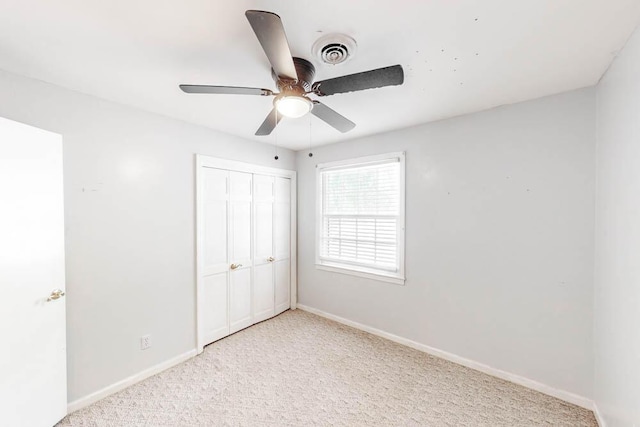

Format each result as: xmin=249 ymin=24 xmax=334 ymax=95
xmin=315 ymin=152 xmax=406 ymax=285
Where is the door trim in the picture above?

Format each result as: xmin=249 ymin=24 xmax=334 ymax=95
xmin=195 ymin=155 xmax=297 ymax=353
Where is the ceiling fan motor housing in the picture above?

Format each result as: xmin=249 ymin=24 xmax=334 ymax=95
xmin=272 ymin=57 xmax=316 ymax=92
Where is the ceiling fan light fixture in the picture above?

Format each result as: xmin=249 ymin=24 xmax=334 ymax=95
xmin=275 ymin=95 xmax=313 ymax=118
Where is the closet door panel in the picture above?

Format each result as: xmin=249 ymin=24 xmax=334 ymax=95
xmin=203 ymin=201 xmax=227 ymax=272
xmin=274 ymin=177 xmax=291 ymax=261
xmin=229 ymin=172 xmax=252 ymax=266
xmin=274 ymin=177 xmax=291 ymax=315
xmin=200 ymin=168 xmax=229 ymax=344
xmin=229 ymin=267 xmax=252 ymax=333
xmin=253 ymin=263 xmax=274 ymax=322
xmin=255 ymin=203 xmax=273 ymax=259
xmin=274 ymin=259 xmax=290 ymax=315
xmin=229 ymin=171 xmax=253 ymax=333
xmin=253 ymin=175 xmax=275 ymax=323
xmin=202 ymin=274 xmax=228 ymax=343
xmin=202 ymin=168 xmax=229 ymax=274
xmin=254 ymin=175 xmax=274 ymax=260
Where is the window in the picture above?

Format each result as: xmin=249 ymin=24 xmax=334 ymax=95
xmin=316 ymin=152 xmax=405 ymax=284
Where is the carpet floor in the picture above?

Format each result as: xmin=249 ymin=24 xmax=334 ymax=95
xmin=58 ymin=309 xmax=597 ymax=426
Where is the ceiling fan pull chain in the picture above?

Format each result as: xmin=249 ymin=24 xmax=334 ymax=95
xmin=308 ymin=114 xmax=313 ymax=158
xmin=274 ymin=108 xmax=279 ymax=160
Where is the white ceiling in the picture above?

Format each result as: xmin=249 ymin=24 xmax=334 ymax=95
xmin=1 ymin=1 xmax=639 ymax=150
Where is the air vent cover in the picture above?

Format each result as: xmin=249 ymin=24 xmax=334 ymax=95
xmin=312 ymin=34 xmax=357 ymax=65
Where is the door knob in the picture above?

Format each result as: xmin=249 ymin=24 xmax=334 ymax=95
xmin=267 ymin=257 xmax=275 ymax=262
xmin=47 ymin=289 xmax=65 ymax=302
xmin=230 ymin=263 xmax=243 ymax=270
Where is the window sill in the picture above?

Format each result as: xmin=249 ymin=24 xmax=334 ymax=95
xmin=315 ymin=263 xmax=405 ymax=285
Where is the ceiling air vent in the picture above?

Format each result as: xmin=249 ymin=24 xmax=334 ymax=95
xmin=312 ymin=34 xmax=357 ymax=65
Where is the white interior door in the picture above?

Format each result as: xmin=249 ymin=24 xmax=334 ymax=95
xmin=199 ymin=167 xmax=230 ymax=345
xmin=274 ymin=177 xmax=291 ymax=315
xmin=229 ymin=171 xmax=253 ymax=333
xmin=253 ymin=174 xmax=275 ymax=323
xmin=0 ymin=117 xmax=67 ymax=426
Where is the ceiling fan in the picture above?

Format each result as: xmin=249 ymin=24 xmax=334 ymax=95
xmin=179 ymin=10 xmax=405 ymax=136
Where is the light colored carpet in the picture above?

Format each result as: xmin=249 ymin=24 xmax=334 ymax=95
xmin=58 ymin=309 xmax=596 ymax=426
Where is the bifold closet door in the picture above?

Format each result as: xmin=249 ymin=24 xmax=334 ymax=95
xmin=274 ymin=177 xmax=291 ymax=315
xmin=200 ymin=168 xmax=230 ymax=344
xmin=198 ymin=158 xmax=293 ymax=349
xmin=253 ymin=174 xmax=275 ymax=323
xmin=228 ymin=171 xmax=253 ymax=334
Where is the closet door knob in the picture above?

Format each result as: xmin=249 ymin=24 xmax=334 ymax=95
xmin=230 ymin=263 xmax=242 ymax=270
xmin=47 ymin=289 xmax=65 ymax=302
xmin=267 ymin=257 xmax=275 ymax=262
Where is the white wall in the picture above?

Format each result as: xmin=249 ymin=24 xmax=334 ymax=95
xmin=594 ymin=25 xmax=640 ymax=426
xmin=0 ymin=69 xmax=295 ymax=402
xmin=0 ymin=62 xmax=604 ymax=409
xmin=296 ymin=88 xmax=595 ymax=400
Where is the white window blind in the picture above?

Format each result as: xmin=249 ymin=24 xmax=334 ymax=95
xmin=317 ymin=153 xmax=405 ymax=283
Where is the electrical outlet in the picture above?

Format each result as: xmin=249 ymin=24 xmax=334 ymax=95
xmin=140 ymin=334 xmax=151 ymax=350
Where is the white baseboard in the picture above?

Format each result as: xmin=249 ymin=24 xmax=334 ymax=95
xmin=67 ymin=349 xmax=198 ymax=414
xmin=592 ymin=402 xmax=607 ymax=427
xmin=297 ymin=304 xmax=594 ymax=411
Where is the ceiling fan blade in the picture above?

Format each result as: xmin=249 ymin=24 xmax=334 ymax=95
xmin=312 ymin=65 xmax=404 ymax=96
xmin=179 ymin=85 xmax=273 ymax=96
xmin=311 ymin=101 xmax=355 ymax=133
xmin=245 ymin=10 xmax=297 ymax=81
xmin=255 ymin=107 xmax=283 ymax=136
